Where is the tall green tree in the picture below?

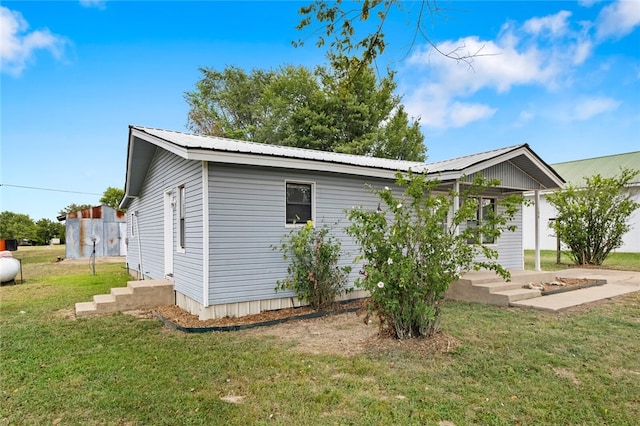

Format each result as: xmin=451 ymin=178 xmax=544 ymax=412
xmin=34 ymin=218 xmax=65 ymax=245
xmin=185 ymin=61 xmax=425 ymax=161
xmin=100 ymin=187 xmax=125 ymax=211
xmin=547 ymin=169 xmax=639 ymax=266
xmin=0 ymin=211 xmax=37 ymax=242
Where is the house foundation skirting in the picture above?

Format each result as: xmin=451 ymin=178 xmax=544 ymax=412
xmin=175 ymin=289 xmax=369 ymax=320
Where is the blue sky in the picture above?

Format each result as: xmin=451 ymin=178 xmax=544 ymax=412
xmin=1 ymin=1 xmax=639 ymax=222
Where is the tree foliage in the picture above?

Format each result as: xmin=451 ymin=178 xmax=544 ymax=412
xmin=547 ymin=169 xmax=640 ymax=266
xmin=346 ymin=172 xmax=523 ymax=339
xmin=0 ymin=211 xmax=37 ymax=242
xmin=100 ymin=187 xmax=125 ymax=211
xmin=185 ymin=60 xmax=425 ymax=161
xmin=0 ymin=212 xmax=65 ymax=245
xmin=35 ymin=218 xmax=65 ymax=245
xmin=295 ymin=1 xmax=481 ymax=73
xmin=58 ymin=204 xmax=93 ymax=216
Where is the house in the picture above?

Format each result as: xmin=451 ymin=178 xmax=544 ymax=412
xmin=523 ymin=151 xmax=640 ymax=253
xmin=58 ymin=205 xmax=127 ymax=259
xmin=120 ymin=126 xmax=564 ymax=319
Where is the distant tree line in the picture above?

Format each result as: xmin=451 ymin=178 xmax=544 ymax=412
xmin=0 ymin=187 xmax=124 ymax=246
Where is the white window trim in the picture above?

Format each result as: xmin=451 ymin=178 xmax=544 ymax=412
xmin=128 ymin=212 xmax=137 ymax=237
xmin=284 ymin=180 xmax=316 ymax=228
xmin=467 ymin=196 xmax=498 ymax=246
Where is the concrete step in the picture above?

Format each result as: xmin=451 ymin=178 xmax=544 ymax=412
xmin=492 ymin=288 xmax=541 ymax=305
xmin=75 ymin=301 xmax=97 ymax=317
xmin=75 ymin=279 xmax=174 ymax=317
xmin=446 ymin=269 xmax=552 ymax=306
xmin=473 ymin=282 xmax=527 ymax=293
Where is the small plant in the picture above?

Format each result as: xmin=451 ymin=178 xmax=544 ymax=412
xmin=275 ymin=221 xmax=352 ymax=310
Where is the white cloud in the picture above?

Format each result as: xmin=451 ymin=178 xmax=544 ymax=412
xmin=578 ymin=0 xmax=601 ymax=7
xmin=400 ymin=6 xmax=623 ymax=130
xmin=596 ymin=0 xmax=640 ymax=39
xmin=523 ymin=10 xmax=572 ymax=37
xmin=449 ymin=102 xmax=497 ymax=128
xmin=402 ymin=82 xmax=496 ymax=129
xmin=572 ymin=97 xmax=621 ymax=120
xmin=79 ymin=0 xmax=107 ymax=9
xmin=514 ymin=110 xmax=535 ymax=127
xmin=0 ymin=6 xmax=67 ymax=76
xmin=571 ymin=38 xmax=593 ymax=65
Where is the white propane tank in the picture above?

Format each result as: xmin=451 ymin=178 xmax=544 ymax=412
xmin=0 ymin=251 xmax=20 ymax=283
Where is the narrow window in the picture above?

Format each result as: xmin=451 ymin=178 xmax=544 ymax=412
xmin=481 ymin=198 xmax=496 ymax=244
xmin=466 ymin=198 xmax=480 ymax=244
xmin=128 ymin=212 xmax=137 ymax=237
xmin=178 ymin=185 xmax=186 ymax=250
xmin=286 ymin=182 xmax=313 ymax=225
xmin=466 ymin=197 xmax=496 ymax=244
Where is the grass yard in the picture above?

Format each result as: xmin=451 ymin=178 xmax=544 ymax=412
xmin=1 ymin=246 xmax=639 ymax=425
xmin=524 ymin=249 xmax=640 ymax=272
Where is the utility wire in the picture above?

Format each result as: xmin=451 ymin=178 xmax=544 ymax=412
xmin=0 ymin=183 xmax=101 ymax=196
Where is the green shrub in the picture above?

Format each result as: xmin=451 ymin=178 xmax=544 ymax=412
xmin=346 ymin=172 xmax=522 ymax=339
xmin=547 ymin=168 xmax=639 ymax=266
xmin=275 ymin=221 xmax=352 ymax=310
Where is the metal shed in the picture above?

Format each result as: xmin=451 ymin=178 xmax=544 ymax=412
xmin=60 ymin=205 xmax=126 ymax=259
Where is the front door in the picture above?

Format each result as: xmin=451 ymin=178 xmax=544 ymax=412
xmin=164 ymin=190 xmax=174 ymax=279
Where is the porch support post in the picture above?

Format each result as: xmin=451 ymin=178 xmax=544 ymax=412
xmin=453 ymin=180 xmax=460 ymax=236
xmin=534 ymin=189 xmax=541 ymax=271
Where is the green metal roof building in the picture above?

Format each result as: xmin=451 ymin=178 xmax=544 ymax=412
xmin=551 ymin=151 xmax=640 ymax=186
xmin=524 ymin=150 xmax=640 ymax=253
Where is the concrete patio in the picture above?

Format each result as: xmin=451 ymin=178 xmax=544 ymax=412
xmin=447 ymin=268 xmax=640 ymax=312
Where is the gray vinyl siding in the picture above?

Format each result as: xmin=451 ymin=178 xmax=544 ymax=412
xmin=173 ymin=160 xmax=205 ymax=304
xmin=124 ymin=148 xmax=204 ymax=304
xmin=208 ymin=164 xmax=386 ymax=305
xmin=465 ymin=162 xmax=545 ymax=190
xmin=494 ymin=205 xmax=523 ymax=269
xmin=207 ymin=163 xmax=527 ymax=304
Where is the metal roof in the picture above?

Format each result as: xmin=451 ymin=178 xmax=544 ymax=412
xmin=121 ymin=125 xmax=565 ymax=208
xmin=551 ymin=151 xmax=640 ymax=186
xmin=133 ymin=126 xmax=427 ymax=173
xmin=424 ymin=145 xmax=524 ymax=173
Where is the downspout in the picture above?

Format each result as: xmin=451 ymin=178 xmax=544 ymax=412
xmin=534 ymin=190 xmax=541 ymax=271
xmin=202 ymin=161 xmax=210 ymax=308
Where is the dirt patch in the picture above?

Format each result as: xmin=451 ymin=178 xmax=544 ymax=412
xmin=552 ymin=367 xmax=581 ymax=385
xmin=155 ymin=300 xmax=460 ymax=357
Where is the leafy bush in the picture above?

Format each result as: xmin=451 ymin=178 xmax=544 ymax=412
xmin=275 ymin=221 xmax=352 ymax=310
xmin=346 ymin=172 xmax=522 ymax=339
xmin=547 ymin=168 xmax=639 ymax=266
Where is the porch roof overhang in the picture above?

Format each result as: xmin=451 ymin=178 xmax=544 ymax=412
xmin=120 ymin=125 xmax=565 ymax=209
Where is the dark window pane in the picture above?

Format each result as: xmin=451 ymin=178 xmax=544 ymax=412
xmin=286 ymin=183 xmax=312 ymax=224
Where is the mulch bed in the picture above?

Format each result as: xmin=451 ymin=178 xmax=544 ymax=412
xmin=154 ymin=299 xmax=366 ymax=332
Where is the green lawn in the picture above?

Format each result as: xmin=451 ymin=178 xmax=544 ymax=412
xmin=1 ymin=246 xmax=639 ymax=425
xmin=524 ymin=249 xmax=640 ymax=272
